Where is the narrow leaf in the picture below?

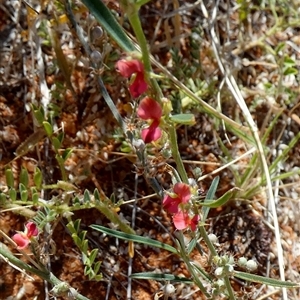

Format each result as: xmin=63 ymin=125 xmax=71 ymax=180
xmin=202 ymin=176 xmax=219 ymax=221
xmin=34 ymin=167 xmax=42 ymax=189
xmin=94 ymin=261 xmax=101 ymax=274
xmin=52 ymin=137 xmax=62 ymax=151
xmin=9 ymin=188 xmax=17 ymax=201
xmin=89 ymin=249 xmax=98 ymax=265
xmin=234 ymin=271 xmax=299 ymax=288
xmin=19 ymin=168 xmax=29 ymax=187
xmin=199 ymin=187 xmax=238 ymax=208
xmin=81 ymin=0 xmax=135 ymax=52
xmin=33 ymin=106 xmax=45 ymax=125
xmin=62 ymin=148 xmax=73 ymax=161
xmin=130 ymin=272 xmax=192 ymax=283
xmin=170 ymin=113 xmax=196 ymax=125
xmin=43 ymin=121 xmax=53 ymax=137
xmin=90 ymin=225 xmax=177 ymax=254
xmin=5 ymin=169 xmax=14 ymax=188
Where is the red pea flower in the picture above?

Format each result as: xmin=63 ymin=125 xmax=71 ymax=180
xmin=137 ymin=97 xmax=162 ymax=143
xmin=12 ymin=222 xmax=38 ymax=250
xmin=115 ymin=59 xmax=148 ymax=97
xmin=163 ymin=183 xmax=191 ymax=214
xmin=173 ymin=212 xmax=199 ymax=231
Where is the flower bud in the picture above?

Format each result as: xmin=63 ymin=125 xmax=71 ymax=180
xmin=164 ymin=283 xmax=176 ymax=295
xmin=237 ymin=257 xmax=247 ymax=268
xmin=215 ymin=267 xmax=223 ymax=277
xmin=208 ymin=233 xmax=219 ymax=244
xmin=246 ymin=259 xmax=258 ymax=272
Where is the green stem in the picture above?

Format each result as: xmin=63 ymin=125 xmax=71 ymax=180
xmin=199 ymin=226 xmax=217 ymax=257
xmin=169 ymin=125 xmax=188 ymax=183
xmin=224 ymin=276 xmax=236 ymax=300
xmin=176 ymin=232 xmax=210 ymax=298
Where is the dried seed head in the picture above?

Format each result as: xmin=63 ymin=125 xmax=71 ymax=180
xmin=90 ymin=50 xmax=102 ymax=65
xmin=91 ymin=26 xmax=103 ymax=41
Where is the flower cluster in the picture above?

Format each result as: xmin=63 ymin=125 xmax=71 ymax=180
xmin=137 ymin=97 xmax=162 ymax=143
xmin=115 ymin=59 xmax=148 ymax=98
xmin=116 ymin=59 xmax=163 ymax=143
xmin=12 ymin=222 xmax=38 ymax=249
xmin=163 ymin=183 xmax=199 ymax=231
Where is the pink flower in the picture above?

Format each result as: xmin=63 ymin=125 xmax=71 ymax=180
xmin=115 ymin=59 xmax=148 ymax=97
xmin=173 ymin=212 xmax=199 ymax=231
xmin=163 ymin=183 xmax=191 ymax=214
xmin=12 ymin=222 xmax=38 ymax=249
xmin=137 ymin=96 xmax=162 ymax=120
xmin=137 ymin=97 xmax=162 ymax=143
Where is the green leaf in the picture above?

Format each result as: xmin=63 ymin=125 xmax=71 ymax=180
xmin=81 ymin=0 xmax=134 ymax=52
xmin=32 ymin=191 xmax=39 ymax=205
xmin=34 ymin=167 xmax=42 ymax=189
xmin=283 ymin=67 xmax=298 ymax=76
xmin=83 ymin=190 xmax=91 ymax=202
xmin=79 ymin=230 xmax=87 ymax=242
xmin=0 ymin=192 xmax=7 ymax=203
xmin=82 ymin=239 xmax=89 ymax=253
xmin=93 ymin=189 xmax=100 ymax=202
xmin=234 ymin=271 xmax=299 ymax=288
xmin=170 ymin=113 xmax=196 ymax=125
xmin=130 ymin=272 xmax=192 ymax=283
xmin=90 ymin=225 xmax=177 ymax=254
xmin=19 ymin=183 xmax=28 ymax=202
xmin=72 ymin=234 xmax=82 ymax=247
xmin=74 ymin=219 xmax=81 ymax=232
xmin=89 ymin=249 xmax=98 ymax=265
xmin=82 ymin=253 xmax=89 ymax=265
xmin=57 ymin=132 xmax=64 ymax=144
xmin=9 ymin=188 xmax=17 ymax=202
xmin=62 ymin=148 xmax=72 ymax=161
xmin=200 ymin=187 xmax=238 ymax=208
xmin=94 ymin=261 xmax=101 ymax=274
xmin=202 ymin=176 xmax=219 ymax=222
xmin=84 ymin=265 xmax=91 ymax=276
xmin=284 ymin=56 xmax=295 ymax=67
xmin=52 ymin=137 xmax=62 ymax=151
xmin=5 ymin=169 xmax=14 ymax=188
xmin=33 ymin=106 xmax=45 ymax=125
xmin=275 ymin=42 xmax=285 ymax=54
xmin=43 ymin=121 xmax=53 ymax=137
xmin=19 ymin=168 xmax=29 ymax=187
xmin=94 ymin=274 xmax=103 ymax=281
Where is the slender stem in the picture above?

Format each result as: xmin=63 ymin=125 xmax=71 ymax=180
xmin=169 ymin=126 xmax=188 ymax=183
xmin=199 ymin=226 xmax=217 ymax=257
xmin=224 ymin=276 xmax=236 ymax=300
xmin=176 ymin=232 xmax=211 ymax=298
